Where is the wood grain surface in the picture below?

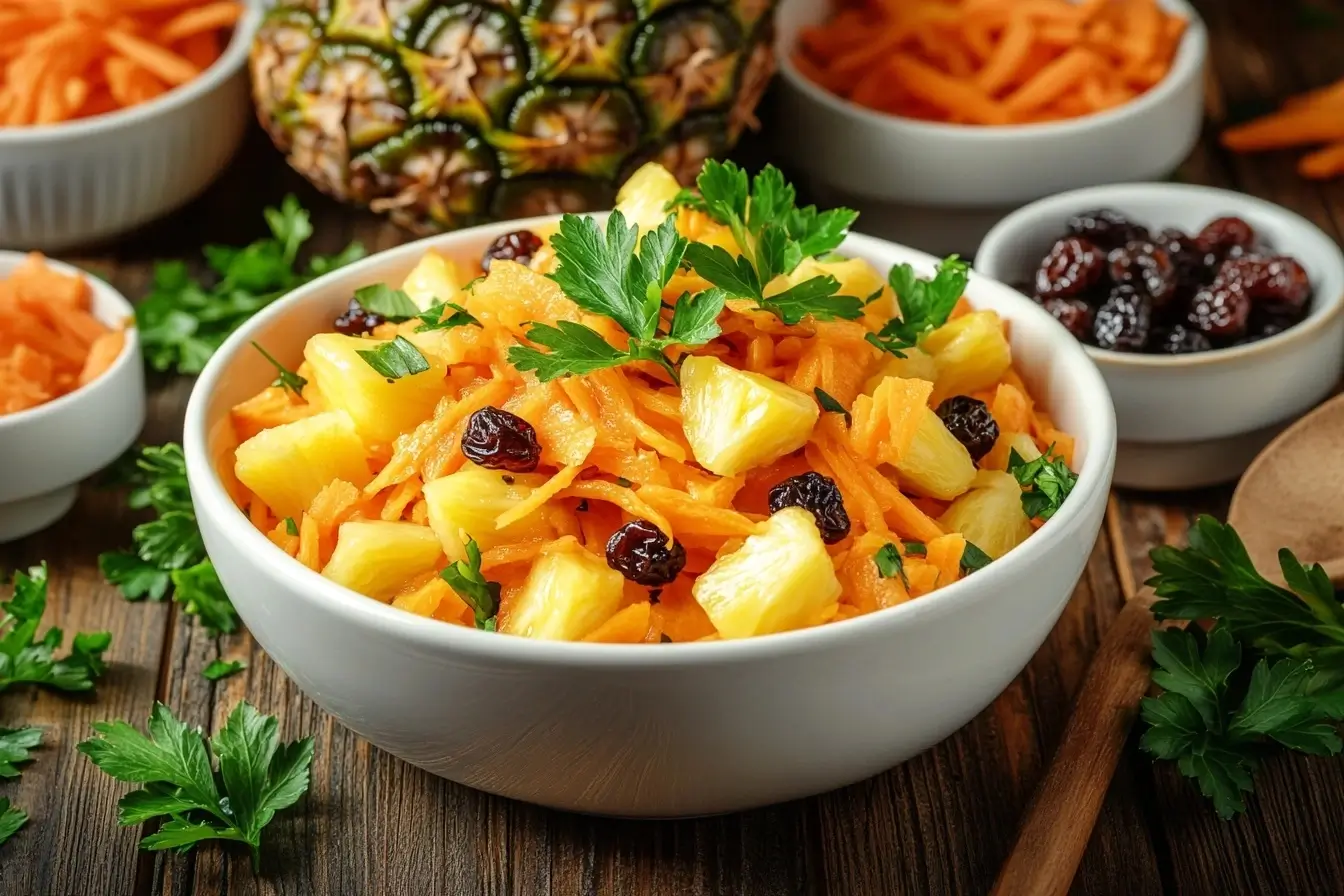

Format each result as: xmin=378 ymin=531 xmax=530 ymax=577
xmin=2 ymin=1 xmax=1343 ymax=892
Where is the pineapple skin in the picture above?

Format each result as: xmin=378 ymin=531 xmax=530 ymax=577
xmin=938 ymin=472 xmax=1034 ymax=559
xmin=322 ymin=520 xmax=443 ymax=601
xmin=680 ymin=355 xmax=819 ymax=477
xmin=693 ymin=507 xmax=842 ymax=639
xmin=893 ymin=408 xmax=978 ymax=500
xmin=304 ymin=332 xmax=447 ymax=446
xmin=234 ymin=410 xmax=373 ymax=520
xmin=500 ymin=539 xmax=626 ymax=640
xmin=423 ymin=466 xmax=554 ymax=563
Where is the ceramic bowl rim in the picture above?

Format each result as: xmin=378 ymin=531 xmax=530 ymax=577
xmin=183 ymin=215 xmax=1117 ymax=667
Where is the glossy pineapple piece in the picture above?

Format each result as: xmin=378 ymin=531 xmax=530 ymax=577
xmin=303 ymin=332 xmax=447 ymax=446
xmin=322 ymin=520 xmax=443 ymax=601
xmin=234 ymin=410 xmax=372 ymax=519
xmin=500 ymin=538 xmax=626 ymax=640
xmin=422 ymin=466 xmax=554 ymax=563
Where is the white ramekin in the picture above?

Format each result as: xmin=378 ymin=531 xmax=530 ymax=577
xmin=0 ymin=254 xmax=146 ymax=542
xmin=183 ymin=216 xmax=1116 ymax=817
xmin=0 ymin=2 xmax=262 ymax=251
xmin=976 ymin=183 xmax=1344 ymax=491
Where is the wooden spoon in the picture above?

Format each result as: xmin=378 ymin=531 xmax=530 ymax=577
xmin=992 ymin=393 xmax=1344 ymax=896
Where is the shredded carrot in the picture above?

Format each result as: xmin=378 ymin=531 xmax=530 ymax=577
xmin=1220 ymin=75 xmax=1344 ymax=181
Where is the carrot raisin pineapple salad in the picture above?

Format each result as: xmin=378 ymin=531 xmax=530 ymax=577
xmin=226 ymin=160 xmax=1078 ymax=643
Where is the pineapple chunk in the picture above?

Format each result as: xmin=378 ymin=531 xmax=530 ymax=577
xmin=693 ymin=507 xmax=841 ymax=639
xmin=680 ymin=355 xmax=818 ymax=477
xmin=322 ymin=521 xmax=443 ymax=601
xmin=304 ymin=332 xmax=447 ymax=446
xmin=400 ymin=250 xmax=465 ymax=311
xmin=466 ymin=260 xmax=580 ymax=331
xmin=982 ymin=431 xmax=1042 ymax=472
xmin=234 ymin=410 xmax=372 ymax=519
xmin=921 ymin=311 xmax=1013 ymax=400
xmin=423 ymin=466 xmax=554 ymax=563
xmin=774 ymin=256 xmax=894 ymax=325
xmin=938 ymin=471 xmax=1034 ymax=560
xmin=615 ymin=162 xmax=682 ymax=230
xmin=500 ymin=539 xmax=625 ymax=640
xmin=893 ymin=407 xmax=977 ymax=500
xmin=863 ymin=348 xmax=938 ymax=394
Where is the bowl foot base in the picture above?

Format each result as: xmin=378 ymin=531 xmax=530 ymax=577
xmin=1114 ymin=423 xmax=1289 ymax=491
xmin=0 ymin=485 xmax=78 ymax=544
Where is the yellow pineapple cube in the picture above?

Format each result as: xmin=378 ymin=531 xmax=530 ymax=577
xmin=500 ymin=538 xmax=625 ymax=640
xmin=423 ymin=466 xmax=555 ymax=563
xmin=981 ymin=431 xmax=1042 ymax=472
xmin=303 ymin=332 xmax=447 ymax=446
xmin=862 ymin=348 xmax=938 ymax=394
xmin=615 ymin=162 xmax=682 ymax=230
xmin=466 ymin=260 xmax=579 ymax=331
xmin=775 ymin=255 xmax=893 ymax=324
xmin=920 ymin=311 xmax=1013 ymax=400
xmin=938 ymin=471 xmax=1034 ymax=559
xmin=693 ymin=507 xmax=841 ymax=639
xmin=400 ymin=250 xmax=465 ymax=311
xmin=234 ymin=410 xmax=372 ymax=519
xmin=322 ymin=521 xmax=443 ymax=601
xmin=893 ymin=408 xmax=977 ymax=500
xmin=680 ymin=355 xmax=818 ymax=476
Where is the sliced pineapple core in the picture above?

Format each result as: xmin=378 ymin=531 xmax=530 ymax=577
xmin=500 ymin=538 xmax=626 ymax=640
xmin=893 ymin=407 xmax=977 ymax=500
xmin=693 ymin=507 xmax=842 ymax=639
xmin=423 ymin=466 xmax=554 ymax=563
xmin=400 ymin=250 xmax=464 ymax=311
xmin=322 ymin=521 xmax=443 ymax=601
xmin=615 ymin=162 xmax=682 ymax=231
xmin=921 ymin=310 xmax=1013 ymax=400
xmin=938 ymin=471 xmax=1034 ymax=560
xmin=234 ymin=410 xmax=372 ymax=520
xmin=680 ymin=355 xmax=818 ymax=477
xmin=304 ymin=332 xmax=447 ymax=446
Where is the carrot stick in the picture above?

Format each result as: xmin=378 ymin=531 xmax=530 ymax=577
xmin=158 ymin=1 xmax=241 ymax=43
xmin=1299 ymin=142 xmax=1344 ymax=180
xmin=976 ymin=17 xmax=1035 ymax=95
xmin=104 ymin=29 xmax=199 ymax=85
xmin=1004 ymin=47 xmax=1101 ymax=115
xmin=1222 ymin=105 xmax=1344 ymax=151
xmin=889 ymin=53 xmax=1012 ymax=125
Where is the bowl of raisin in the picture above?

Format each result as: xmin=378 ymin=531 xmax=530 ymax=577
xmin=978 ymin=183 xmax=1344 ymax=490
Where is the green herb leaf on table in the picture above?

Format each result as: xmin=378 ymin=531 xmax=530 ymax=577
xmin=814 ymin=387 xmax=851 ymax=425
xmin=415 ymin=301 xmax=481 ymax=332
xmin=440 ymin=538 xmax=502 ymax=631
xmin=353 ymin=284 xmax=420 ymax=321
xmin=251 ymin=343 xmax=307 ymax=396
xmin=171 ymin=562 xmax=240 ymax=636
xmin=1 ymin=565 xmax=111 ymax=694
xmin=137 ymin=196 xmax=364 ymax=375
xmin=357 ymin=336 xmax=430 ymax=380
xmin=78 ymin=701 xmax=314 ymax=871
xmin=1008 ymin=445 xmax=1077 ymax=521
xmin=874 ymin=543 xmax=909 ymax=588
xmin=0 ymin=798 xmax=27 ymax=848
xmin=202 ymin=659 xmax=247 ymax=682
xmin=960 ymin=542 xmax=992 ymax=574
xmin=0 ymin=727 xmax=42 ymax=778
xmin=866 ymin=256 xmax=970 ymax=357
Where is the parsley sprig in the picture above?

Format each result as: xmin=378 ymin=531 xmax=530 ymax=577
xmin=79 ymin=701 xmax=314 ymax=870
xmin=1 ymin=564 xmax=110 ymax=694
xmin=507 ymin=212 xmax=726 ymax=382
xmin=866 ymin=256 xmax=970 ymax=356
xmin=440 ymin=538 xmax=502 ymax=631
xmin=0 ymin=727 xmax=42 ymax=778
xmin=874 ymin=543 xmax=909 ymax=588
xmin=0 ymin=799 xmax=25 ymax=848
xmin=675 ymin=161 xmax=863 ymax=324
xmin=1008 ymin=446 xmax=1077 ymax=521
xmin=1140 ymin=516 xmax=1344 ymax=817
xmin=137 ymin=197 xmax=364 ymax=375
xmin=252 ymin=343 xmax=307 ymax=396
xmin=99 ymin=445 xmax=240 ymax=635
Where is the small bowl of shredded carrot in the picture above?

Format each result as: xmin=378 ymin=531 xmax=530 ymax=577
xmin=0 ymin=252 xmax=146 ymax=542
xmin=772 ymin=0 xmax=1208 ymax=252
xmin=0 ymin=0 xmax=261 ymax=250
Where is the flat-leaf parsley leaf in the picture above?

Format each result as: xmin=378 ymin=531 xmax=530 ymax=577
xmin=1 ymin=564 xmax=111 ymax=694
xmin=440 ymin=538 xmax=502 ymax=631
xmin=357 ymin=335 xmax=431 ymax=380
xmin=866 ymin=256 xmax=970 ymax=356
xmin=1008 ymin=445 xmax=1077 ymax=521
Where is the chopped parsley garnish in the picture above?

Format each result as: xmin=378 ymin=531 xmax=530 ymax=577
xmin=415 ymin=300 xmax=481 ymax=332
xmin=283 ymin=517 xmax=299 ymax=537
xmin=251 ymin=342 xmax=307 ymax=396
xmin=202 ymin=659 xmax=247 ymax=682
xmin=353 ymin=283 xmax=420 ymax=321
xmin=1 ymin=564 xmax=111 ymax=694
xmin=814 ymin=387 xmax=851 ymax=425
xmin=902 ymin=540 xmax=927 ymax=557
xmin=356 ymin=335 xmax=430 ymax=380
xmin=440 ymin=538 xmax=501 ymax=631
xmin=874 ymin=543 xmax=909 ymax=588
xmin=507 ymin=212 xmax=726 ymax=382
xmin=866 ymin=255 xmax=970 ymax=357
xmin=1008 ymin=445 xmax=1077 ymax=521
xmin=960 ymin=542 xmax=993 ymax=574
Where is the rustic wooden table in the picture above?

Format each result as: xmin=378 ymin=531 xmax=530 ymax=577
xmin=2 ymin=2 xmax=1342 ymax=893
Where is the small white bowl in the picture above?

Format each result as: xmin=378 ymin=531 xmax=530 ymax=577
xmin=183 ymin=217 xmax=1116 ymax=817
xmin=0 ymin=254 xmax=146 ymax=542
xmin=976 ymin=183 xmax=1344 ymax=491
xmin=772 ymin=0 xmax=1207 ymax=255
xmin=0 ymin=2 xmax=262 ymax=251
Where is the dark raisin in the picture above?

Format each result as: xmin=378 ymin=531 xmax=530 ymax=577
xmin=648 ymin=588 xmax=663 ymax=604
xmin=1153 ymin=325 xmax=1212 ymax=354
xmin=1108 ymin=240 xmax=1178 ymax=307
xmin=501 ymin=475 xmax=515 ymax=485
xmin=333 ymin=298 xmax=385 ymax=336
xmin=1042 ymin=297 xmax=1095 ymax=340
xmin=482 ymin=230 xmax=544 ymax=271
xmin=575 ymin=499 xmax=589 ymax=512
xmin=768 ymin=472 xmax=851 ymax=544
xmin=1034 ymin=237 xmax=1105 ymax=299
xmin=1066 ymin=208 xmax=1149 ymax=250
xmin=1188 ymin=283 xmax=1251 ymax=337
xmin=461 ymin=407 xmax=542 ymax=472
xmin=1248 ymin=302 xmax=1305 ymax=339
xmin=1093 ymin=286 xmax=1152 ymax=351
xmin=605 ymin=519 xmax=687 ymax=586
xmin=1196 ymin=216 xmax=1257 ymax=264
xmin=1157 ymin=227 xmax=1212 ymax=298
xmin=935 ymin=396 xmax=1000 ymax=463
xmin=1219 ymin=256 xmax=1312 ymax=308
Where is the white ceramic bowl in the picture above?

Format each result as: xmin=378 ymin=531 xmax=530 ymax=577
xmin=772 ymin=0 xmax=1207 ymax=255
xmin=0 ymin=254 xmax=146 ymax=542
xmin=977 ymin=183 xmax=1344 ymax=491
xmin=183 ymin=219 xmax=1116 ymax=817
xmin=0 ymin=2 xmax=262 ymax=251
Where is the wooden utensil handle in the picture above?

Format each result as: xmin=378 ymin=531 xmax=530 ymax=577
xmin=991 ymin=588 xmax=1160 ymax=896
